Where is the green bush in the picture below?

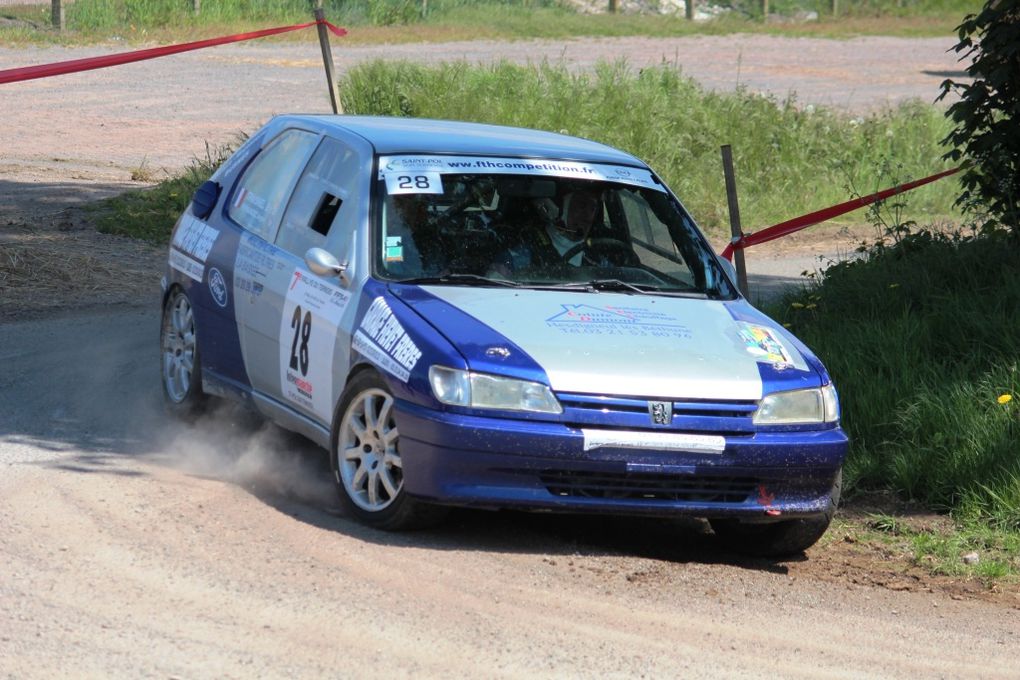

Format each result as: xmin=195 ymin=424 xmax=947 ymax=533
xmin=940 ymin=0 xmax=1020 ymax=233
xmin=772 ymin=229 xmax=1020 ymax=528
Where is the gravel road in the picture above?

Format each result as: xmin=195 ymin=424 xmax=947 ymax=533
xmin=1 ymin=308 xmax=1018 ymax=678
xmin=3 ymin=34 xmax=1016 ymax=679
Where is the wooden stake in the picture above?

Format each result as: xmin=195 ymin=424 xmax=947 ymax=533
xmin=721 ymin=145 xmax=749 ymax=298
xmin=51 ymin=0 xmax=64 ymax=31
xmin=313 ymin=8 xmax=342 ymax=115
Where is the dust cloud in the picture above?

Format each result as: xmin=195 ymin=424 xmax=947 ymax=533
xmin=155 ymin=402 xmax=338 ymax=513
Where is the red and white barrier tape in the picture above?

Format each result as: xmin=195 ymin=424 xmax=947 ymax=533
xmin=720 ymin=166 xmax=962 ymax=260
xmin=0 ymin=19 xmax=346 ymax=85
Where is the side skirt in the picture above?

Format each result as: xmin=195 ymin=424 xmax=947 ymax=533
xmin=202 ymin=370 xmax=332 ymax=450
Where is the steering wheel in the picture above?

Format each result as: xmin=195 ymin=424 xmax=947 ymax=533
xmin=560 ymin=238 xmax=639 ymax=266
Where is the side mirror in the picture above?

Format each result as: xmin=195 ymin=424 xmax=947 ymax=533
xmin=305 ymin=247 xmax=349 ymax=285
xmin=191 ymin=180 xmax=221 ymax=220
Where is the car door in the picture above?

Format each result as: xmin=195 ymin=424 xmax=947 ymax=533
xmin=225 ymin=127 xmax=320 ymax=401
xmin=236 ymin=135 xmax=365 ymax=427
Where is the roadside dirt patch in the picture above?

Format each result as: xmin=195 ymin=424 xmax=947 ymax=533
xmin=0 ymin=209 xmax=164 ymax=322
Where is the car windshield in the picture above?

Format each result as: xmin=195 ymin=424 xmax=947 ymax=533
xmin=373 ymin=161 xmax=735 ymax=298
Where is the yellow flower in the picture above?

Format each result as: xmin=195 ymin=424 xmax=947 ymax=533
xmin=888 ymin=283 xmax=900 ymax=289
xmin=791 ymin=302 xmax=805 ymax=309
xmin=782 ymin=323 xmax=792 ymax=328
xmin=998 ymin=394 xmax=1013 ymax=405
xmin=806 ymin=303 xmax=817 ymax=310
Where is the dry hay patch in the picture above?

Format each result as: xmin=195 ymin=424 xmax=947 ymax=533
xmin=0 ymin=221 xmax=163 ymax=320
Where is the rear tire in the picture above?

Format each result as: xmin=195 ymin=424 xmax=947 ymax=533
xmin=711 ymin=469 xmax=842 ymax=558
xmin=330 ymin=371 xmax=447 ymax=531
xmin=160 ymin=289 xmax=208 ymax=418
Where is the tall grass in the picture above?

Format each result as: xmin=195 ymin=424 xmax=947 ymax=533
xmin=340 ymin=60 xmax=956 ymax=233
xmin=64 ymin=0 xmax=564 ymax=31
xmin=771 ymin=229 xmax=1020 ymax=528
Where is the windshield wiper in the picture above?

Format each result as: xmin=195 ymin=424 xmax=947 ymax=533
xmin=399 ymin=274 xmax=520 ymax=288
xmin=538 ymin=278 xmax=713 ymax=298
xmin=544 ymin=279 xmax=654 ymax=295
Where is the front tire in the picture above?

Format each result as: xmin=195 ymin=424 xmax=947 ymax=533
xmin=160 ymin=289 xmax=207 ymax=417
xmin=711 ymin=469 xmax=842 ymax=558
xmin=330 ymin=371 xmax=446 ymax=530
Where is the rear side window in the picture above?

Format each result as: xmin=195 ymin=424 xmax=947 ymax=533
xmin=275 ymin=137 xmax=359 ymax=257
xmin=228 ymin=129 xmax=319 ymax=242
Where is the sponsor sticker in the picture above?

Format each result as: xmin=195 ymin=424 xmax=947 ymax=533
xmin=384 ymin=236 xmax=405 ymax=262
xmin=171 ymin=215 xmax=219 ymax=262
xmin=546 ymin=304 xmax=692 ymax=339
xmin=738 ymin=323 xmax=794 ymax=367
xmin=353 ymin=297 xmax=422 ymax=382
xmin=378 ymin=155 xmax=663 ymax=193
xmin=208 ymin=268 xmax=228 ymax=308
xmin=278 ymin=268 xmax=352 ymax=421
xmin=581 ymin=429 xmax=725 ymax=454
xmin=169 ymin=248 xmax=204 ymax=283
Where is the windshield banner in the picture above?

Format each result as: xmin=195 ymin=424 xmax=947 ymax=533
xmin=378 ymin=155 xmax=664 ymax=193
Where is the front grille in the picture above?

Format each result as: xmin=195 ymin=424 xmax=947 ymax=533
xmin=540 ymin=470 xmax=757 ymax=503
xmin=555 ymin=392 xmax=758 ymax=434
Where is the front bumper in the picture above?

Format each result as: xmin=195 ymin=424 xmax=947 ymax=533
xmin=396 ymin=400 xmax=848 ymax=520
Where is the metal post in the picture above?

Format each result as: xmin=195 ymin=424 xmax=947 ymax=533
xmin=686 ymin=0 xmax=694 ymax=20
xmin=51 ymin=0 xmax=64 ymax=31
xmin=313 ymin=8 xmax=343 ymax=115
xmin=721 ymin=145 xmax=749 ymax=298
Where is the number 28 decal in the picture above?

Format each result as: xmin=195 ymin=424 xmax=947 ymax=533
xmin=289 ymin=305 xmax=312 ymax=376
xmin=397 ymin=175 xmax=432 ymax=190
xmin=384 ymin=171 xmax=443 ymax=195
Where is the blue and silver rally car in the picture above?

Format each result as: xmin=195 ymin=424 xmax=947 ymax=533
xmin=160 ymin=115 xmax=847 ymax=556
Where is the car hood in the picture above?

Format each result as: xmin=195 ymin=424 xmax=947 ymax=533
xmin=408 ymin=287 xmax=822 ymax=400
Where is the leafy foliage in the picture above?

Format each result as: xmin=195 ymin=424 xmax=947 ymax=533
xmin=939 ymin=0 xmax=1020 ymax=232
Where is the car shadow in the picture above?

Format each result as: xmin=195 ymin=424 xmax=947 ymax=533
xmin=222 ymin=425 xmax=799 ymax=575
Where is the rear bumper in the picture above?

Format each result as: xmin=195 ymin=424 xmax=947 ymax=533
xmin=396 ymin=400 xmax=847 ymax=520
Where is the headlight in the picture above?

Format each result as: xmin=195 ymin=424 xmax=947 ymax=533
xmin=428 ymin=366 xmax=562 ymax=414
xmin=753 ymin=384 xmax=839 ymax=425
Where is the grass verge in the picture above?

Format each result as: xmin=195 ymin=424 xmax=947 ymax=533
xmin=766 ymin=223 xmax=1020 ymax=582
xmin=0 ymin=0 xmax=976 ymax=45
xmin=89 ymin=142 xmax=231 ymax=241
xmin=769 ymin=228 xmax=1019 ymax=527
xmin=826 ymin=506 xmax=1020 ymax=584
xmin=340 ymin=60 xmax=956 ymax=233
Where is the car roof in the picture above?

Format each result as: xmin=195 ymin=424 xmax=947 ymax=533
xmin=272 ymin=115 xmax=649 ymax=168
